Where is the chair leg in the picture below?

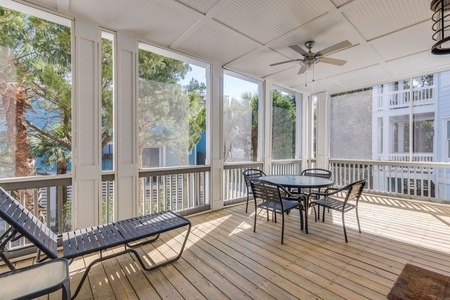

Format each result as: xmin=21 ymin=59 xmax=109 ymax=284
xmin=253 ymin=201 xmax=257 ymax=233
xmin=342 ymin=211 xmax=348 ymax=243
xmin=253 ymin=210 xmax=257 ymax=233
xmin=281 ymin=213 xmax=285 ymax=244
xmin=321 ymin=206 xmax=326 ymax=222
xmin=299 ymin=206 xmax=304 ymax=231
xmin=245 ymin=194 xmax=249 ymax=213
xmin=62 ymin=280 xmax=71 ymax=300
xmin=356 ymin=207 xmax=361 ymax=233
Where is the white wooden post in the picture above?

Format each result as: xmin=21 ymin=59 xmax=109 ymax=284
xmin=116 ymin=33 xmax=138 ymax=220
xmin=315 ymin=92 xmax=329 ymax=169
xmin=73 ymin=18 xmax=101 ymax=228
xmin=210 ymin=62 xmax=224 ymax=211
xmin=263 ymin=79 xmax=273 ymax=175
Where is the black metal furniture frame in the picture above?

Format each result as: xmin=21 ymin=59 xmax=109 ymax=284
xmin=0 ymin=258 xmax=71 ymax=300
xmin=242 ymin=168 xmax=266 ymax=213
xmin=0 ymin=187 xmax=191 ymax=299
xmin=309 ymin=179 xmax=366 ymax=243
xmin=258 ymin=175 xmax=334 ymax=234
xmin=250 ymin=179 xmax=305 ymax=244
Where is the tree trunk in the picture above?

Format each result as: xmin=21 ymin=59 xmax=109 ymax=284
xmin=14 ymin=87 xmax=40 ymax=219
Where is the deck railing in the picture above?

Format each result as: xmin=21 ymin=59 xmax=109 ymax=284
xmin=330 ymin=159 xmax=450 ymax=201
xmin=271 ymin=159 xmax=303 ymax=175
xmin=0 ymin=176 xmax=72 ymax=250
xmin=138 ymin=166 xmax=210 ymax=216
xmin=223 ymin=162 xmax=264 ymax=205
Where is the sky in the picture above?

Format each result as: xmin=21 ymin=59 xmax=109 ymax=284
xmin=180 ymin=64 xmax=259 ymax=100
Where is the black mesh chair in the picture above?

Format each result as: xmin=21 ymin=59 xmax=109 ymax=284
xmin=243 ymin=169 xmax=266 ymax=213
xmin=309 ymin=179 xmax=367 ymax=243
xmin=250 ymin=179 xmax=304 ymax=244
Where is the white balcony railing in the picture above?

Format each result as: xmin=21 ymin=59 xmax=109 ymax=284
xmin=330 ymin=159 xmax=450 ymax=201
xmin=223 ymin=162 xmax=264 ymax=205
xmin=377 ymin=153 xmax=434 ymax=162
xmin=138 ymin=166 xmax=210 ymax=215
xmin=376 ymin=86 xmax=434 ymax=110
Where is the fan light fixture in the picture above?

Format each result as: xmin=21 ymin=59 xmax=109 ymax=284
xmin=431 ymin=0 xmax=450 ymax=54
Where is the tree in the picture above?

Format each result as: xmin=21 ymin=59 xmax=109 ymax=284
xmin=138 ymin=49 xmax=206 ymax=167
xmin=242 ymin=92 xmax=259 ymax=161
xmin=272 ymin=90 xmax=296 ymax=159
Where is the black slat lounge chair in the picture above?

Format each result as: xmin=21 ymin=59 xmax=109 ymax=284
xmin=0 ymin=187 xmax=191 ymax=299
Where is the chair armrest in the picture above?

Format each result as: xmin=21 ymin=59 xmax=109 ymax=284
xmin=309 ymin=186 xmax=345 ymax=199
xmin=280 ymin=187 xmax=307 ymax=201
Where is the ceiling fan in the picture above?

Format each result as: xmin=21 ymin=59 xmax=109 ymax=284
xmin=270 ymin=40 xmax=352 ymax=75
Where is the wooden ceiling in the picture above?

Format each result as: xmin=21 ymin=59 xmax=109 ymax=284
xmin=13 ymin=0 xmax=450 ymax=94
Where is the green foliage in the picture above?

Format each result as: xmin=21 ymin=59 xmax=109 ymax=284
xmin=138 ymin=49 xmax=206 ymax=165
xmin=272 ymin=90 xmax=296 ymax=159
xmin=0 ymin=7 xmax=71 ymax=174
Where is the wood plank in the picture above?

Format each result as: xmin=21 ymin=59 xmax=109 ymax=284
xmin=3 ymin=195 xmax=450 ymax=300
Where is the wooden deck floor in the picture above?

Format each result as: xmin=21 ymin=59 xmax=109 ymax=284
xmin=4 ymin=194 xmax=450 ymax=299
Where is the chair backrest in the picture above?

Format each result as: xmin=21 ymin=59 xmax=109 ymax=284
xmin=243 ymin=169 xmax=266 ymax=189
xmin=301 ymin=168 xmax=332 ymax=179
xmin=0 ymin=187 xmax=58 ymax=259
xmin=343 ymin=179 xmax=367 ymax=204
xmin=249 ymin=179 xmax=283 ymax=205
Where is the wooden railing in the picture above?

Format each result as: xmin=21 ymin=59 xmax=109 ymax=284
xmin=138 ymin=166 xmax=210 ymax=216
xmin=271 ymin=159 xmax=303 ymax=175
xmin=329 ymin=159 xmax=450 ymax=202
xmin=223 ymin=162 xmax=264 ymax=205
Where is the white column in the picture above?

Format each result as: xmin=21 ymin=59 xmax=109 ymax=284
xmin=315 ymin=92 xmax=329 ymax=168
xmin=398 ymin=122 xmax=405 ymax=154
xmin=295 ymin=92 xmax=303 ymax=160
xmin=210 ymin=62 xmax=223 ymax=211
xmin=263 ymin=79 xmax=273 ymax=175
xmin=73 ymin=18 xmax=101 ymax=228
xmin=116 ymin=32 xmax=138 ymax=220
xmin=301 ymin=94 xmax=311 ymax=170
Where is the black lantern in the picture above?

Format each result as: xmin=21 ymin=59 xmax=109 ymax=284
xmin=431 ymin=0 xmax=450 ymax=54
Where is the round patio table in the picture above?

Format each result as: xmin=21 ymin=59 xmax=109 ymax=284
xmin=259 ymin=175 xmax=334 ymax=234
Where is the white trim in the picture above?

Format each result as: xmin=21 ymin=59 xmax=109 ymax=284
xmin=6 ymin=0 xmax=71 ymax=25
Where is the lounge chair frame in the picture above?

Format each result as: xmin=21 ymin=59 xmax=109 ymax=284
xmin=0 ymin=187 xmax=191 ymax=299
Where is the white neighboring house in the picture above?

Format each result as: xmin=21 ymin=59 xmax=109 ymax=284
xmin=371 ymin=71 xmax=450 ymax=199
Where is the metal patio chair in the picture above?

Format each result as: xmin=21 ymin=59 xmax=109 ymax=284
xmin=243 ymin=168 xmax=266 ymax=213
xmin=309 ymin=179 xmax=367 ymax=243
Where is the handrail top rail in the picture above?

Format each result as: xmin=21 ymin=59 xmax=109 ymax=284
xmin=329 ymin=158 xmax=449 ymax=168
xmin=139 ymin=165 xmax=211 ymax=177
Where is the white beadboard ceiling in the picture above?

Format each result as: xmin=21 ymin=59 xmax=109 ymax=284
xmin=15 ymin=0 xmax=450 ymax=94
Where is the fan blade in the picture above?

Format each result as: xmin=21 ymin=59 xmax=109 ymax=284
xmin=320 ymin=57 xmax=347 ymax=66
xmin=270 ymin=59 xmax=300 ymax=66
xmin=316 ymin=40 xmax=351 ymax=56
xmin=297 ymin=64 xmax=307 ymax=74
xmin=289 ymin=44 xmax=307 ymax=56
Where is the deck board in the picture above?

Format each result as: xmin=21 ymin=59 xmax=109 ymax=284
xmin=2 ymin=194 xmax=450 ymax=299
